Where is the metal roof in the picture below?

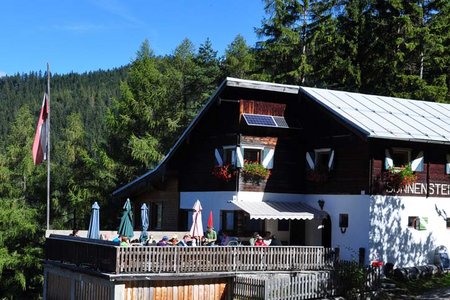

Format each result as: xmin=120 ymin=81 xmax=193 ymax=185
xmin=301 ymin=87 xmax=450 ymax=144
xmin=231 ymin=200 xmax=328 ymax=220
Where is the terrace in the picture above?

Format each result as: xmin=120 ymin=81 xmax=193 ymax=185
xmin=44 ymin=235 xmax=382 ymax=299
xmin=45 ymin=234 xmax=335 ymax=276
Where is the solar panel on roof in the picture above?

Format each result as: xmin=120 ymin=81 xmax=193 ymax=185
xmin=273 ymin=116 xmax=289 ymax=128
xmin=243 ymin=114 xmax=276 ymax=127
xmin=243 ymin=114 xmax=289 ymax=128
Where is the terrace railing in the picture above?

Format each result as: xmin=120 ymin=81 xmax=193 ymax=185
xmin=45 ymin=235 xmax=336 ymax=274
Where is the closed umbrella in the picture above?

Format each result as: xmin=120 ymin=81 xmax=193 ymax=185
xmin=118 ymin=199 xmax=134 ymax=239
xmin=189 ymin=199 xmax=204 ymax=238
xmin=139 ymin=203 xmax=149 ymax=243
xmin=87 ymin=202 xmax=100 ymax=239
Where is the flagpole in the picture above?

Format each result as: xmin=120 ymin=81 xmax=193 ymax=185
xmin=46 ymin=63 xmax=51 ymax=231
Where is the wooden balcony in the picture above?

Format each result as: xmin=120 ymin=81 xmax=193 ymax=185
xmin=45 ymin=234 xmax=336 ymax=275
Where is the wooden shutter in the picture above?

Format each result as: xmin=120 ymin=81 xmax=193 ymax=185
xmin=236 ymin=146 xmax=244 ymax=168
xmin=306 ymin=152 xmax=315 ymax=170
xmin=262 ymin=148 xmax=274 ymax=169
xmin=411 ymin=151 xmax=424 ymax=172
xmin=385 ymin=149 xmax=393 ymax=169
xmin=446 ymin=154 xmax=450 ymax=175
xmin=328 ymin=150 xmax=335 ymax=170
xmin=214 ymin=148 xmax=223 ymax=166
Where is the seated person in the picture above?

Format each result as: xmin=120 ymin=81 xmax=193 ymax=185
xmin=220 ymin=231 xmax=231 ymax=246
xmin=263 ymin=231 xmax=272 ymax=246
xmin=69 ymin=229 xmax=79 ymax=237
xmin=249 ymin=232 xmax=259 ymax=246
xmin=157 ymin=236 xmax=169 ymax=246
xmin=254 ymin=235 xmax=267 ymax=246
xmin=204 ymin=226 xmax=217 ymax=246
xmin=120 ymin=236 xmax=130 ymax=246
xmin=269 ymin=235 xmax=282 ymax=246
xmin=112 ymin=233 xmax=121 ymax=243
xmin=168 ymin=235 xmax=179 ymax=246
xmin=145 ymin=235 xmax=157 ymax=245
xmin=178 ymin=234 xmax=192 ymax=246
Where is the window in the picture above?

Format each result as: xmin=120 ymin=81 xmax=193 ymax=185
xmin=385 ymin=148 xmax=424 ymax=172
xmin=391 ymin=148 xmax=410 ymax=167
xmin=214 ymin=146 xmax=236 ymax=166
xmin=244 ymin=148 xmax=262 ymax=163
xmin=408 ymin=216 xmax=418 ymax=227
xmin=150 ymin=202 xmax=163 ymax=230
xmin=305 ymin=148 xmax=335 ymax=171
xmin=315 ymin=149 xmax=331 ymax=170
xmin=220 ymin=210 xmax=264 ymax=236
xmin=278 ymin=219 xmax=289 ymax=231
xmin=408 ymin=216 xmax=428 ymax=230
xmin=446 ymin=154 xmax=450 ymax=175
xmin=223 ymin=146 xmax=236 ymax=165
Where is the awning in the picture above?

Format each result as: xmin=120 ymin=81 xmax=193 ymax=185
xmin=231 ymin=201 xmax=328 ymax=220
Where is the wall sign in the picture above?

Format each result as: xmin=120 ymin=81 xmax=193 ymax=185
xmin=387 ymin=182 xmax=450 ymax=196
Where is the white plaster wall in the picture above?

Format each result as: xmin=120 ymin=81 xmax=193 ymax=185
xmin=369 ymin=195 xmax=450 ymax=267
xmin=302 ymin=194 xmax=371 ymax=262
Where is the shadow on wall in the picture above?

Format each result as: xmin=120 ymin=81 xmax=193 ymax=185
xmin=369 ymin=195 xmax=436 ymax=267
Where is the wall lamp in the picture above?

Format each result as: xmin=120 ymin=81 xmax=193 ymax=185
xmin=318 ymin=199 xmax=325 ymax=210
xmin=339 ymin=213 xmax=349 ymax=234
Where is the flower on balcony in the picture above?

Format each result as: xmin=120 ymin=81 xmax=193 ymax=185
xmin=212 ymin=164 xmax=236 ymax=182
xmin=242 ymin=160 xmax=271 ymax=184
xmin=385 ymin=164 xmax=417 ymax=190
xmin=306 ymin=166 xmax=329 ymax=183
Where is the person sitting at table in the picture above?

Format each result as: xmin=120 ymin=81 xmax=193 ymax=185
xmin=178 ymin=234 xmax=192 ymax=246
xmin=120 ymin=236 xmax=130 ymax=246
xmin=269 ymin=235 xmax=282 ymax=246
xmin=249 ymin=232 xmax=259 ymax=246
xmin=254 ymin=235 xmax=267 ymax=246
xmin=263 ymin=231 xmax=272 ymax=246
xmin=168 ymin=235 xmax=179 ymax=246
xmin=157 ymin=236 xmax=169 ymax=246
xmin=204 ymin=226 xmax=217 ymax=246
xmin=220 ymin=231 xmax=231 ymax=246
xmin=69 ymin=229 xmax=79 ymax=237
xmin=145 ymin=235 xmax=157 ymax=245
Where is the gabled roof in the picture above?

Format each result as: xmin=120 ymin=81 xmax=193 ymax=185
xmin=113 ymin=78 xmax=299 ymax=198
xmin=301 ymin=87 xmax=450 ymax=144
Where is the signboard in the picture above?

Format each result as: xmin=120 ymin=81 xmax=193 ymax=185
xmin=386 ymin=182 xmax=450 ymax=196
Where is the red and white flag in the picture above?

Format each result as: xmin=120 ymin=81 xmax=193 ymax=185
xmin=32 ymin=93 xmax=49 ymax=165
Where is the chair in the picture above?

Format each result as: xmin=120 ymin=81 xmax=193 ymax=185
xmin=227 ymin=237 xmax=240 ymax=246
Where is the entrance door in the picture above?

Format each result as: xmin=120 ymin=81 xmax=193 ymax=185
xmin=290 ymin=219 xmax=306 ymax=245
xmin=321 ymin=216 xmax=332 ymax=247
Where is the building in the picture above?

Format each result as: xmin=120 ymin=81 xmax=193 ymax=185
xmin=113 ymin=77 xmax=450 ymax=266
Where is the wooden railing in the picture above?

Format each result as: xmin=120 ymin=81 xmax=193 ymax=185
xmin=45 ymin=235 xmax=336 ymax=275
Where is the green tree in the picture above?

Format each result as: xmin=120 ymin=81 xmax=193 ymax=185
xmin=0 ymin=106 xmax=43 ymax=299
xmin=221 ymin=34 xmax=255 ymax=79
xmin=256 ymin=0 xmax=314 ymax=84
xmin=107 ymin=40 xmax=182 ymax=184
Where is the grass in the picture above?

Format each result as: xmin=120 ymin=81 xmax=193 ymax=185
xmin=393 ymin=272 xmax=450 ymax=295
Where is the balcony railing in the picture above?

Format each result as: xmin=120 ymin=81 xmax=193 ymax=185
xmin=45 ymin=234 xmax=336 ymax=274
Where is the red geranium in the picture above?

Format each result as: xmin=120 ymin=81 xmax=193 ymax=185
xmin=212 ymin=164 xmax=236 ymax=182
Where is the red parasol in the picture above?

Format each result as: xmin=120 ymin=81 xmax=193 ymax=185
xmin=207 ymin=210 xmax=214 ymax=228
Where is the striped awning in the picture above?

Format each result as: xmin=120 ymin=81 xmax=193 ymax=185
xmin=231 ymin=201 xmax=328 ymax=220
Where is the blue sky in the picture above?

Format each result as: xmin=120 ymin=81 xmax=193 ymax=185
xmin=0 ymin=0 xmax=265 ymax=76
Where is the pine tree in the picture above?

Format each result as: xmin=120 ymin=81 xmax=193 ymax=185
xmin=221 ymin=34 xmax=255 ymax=79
